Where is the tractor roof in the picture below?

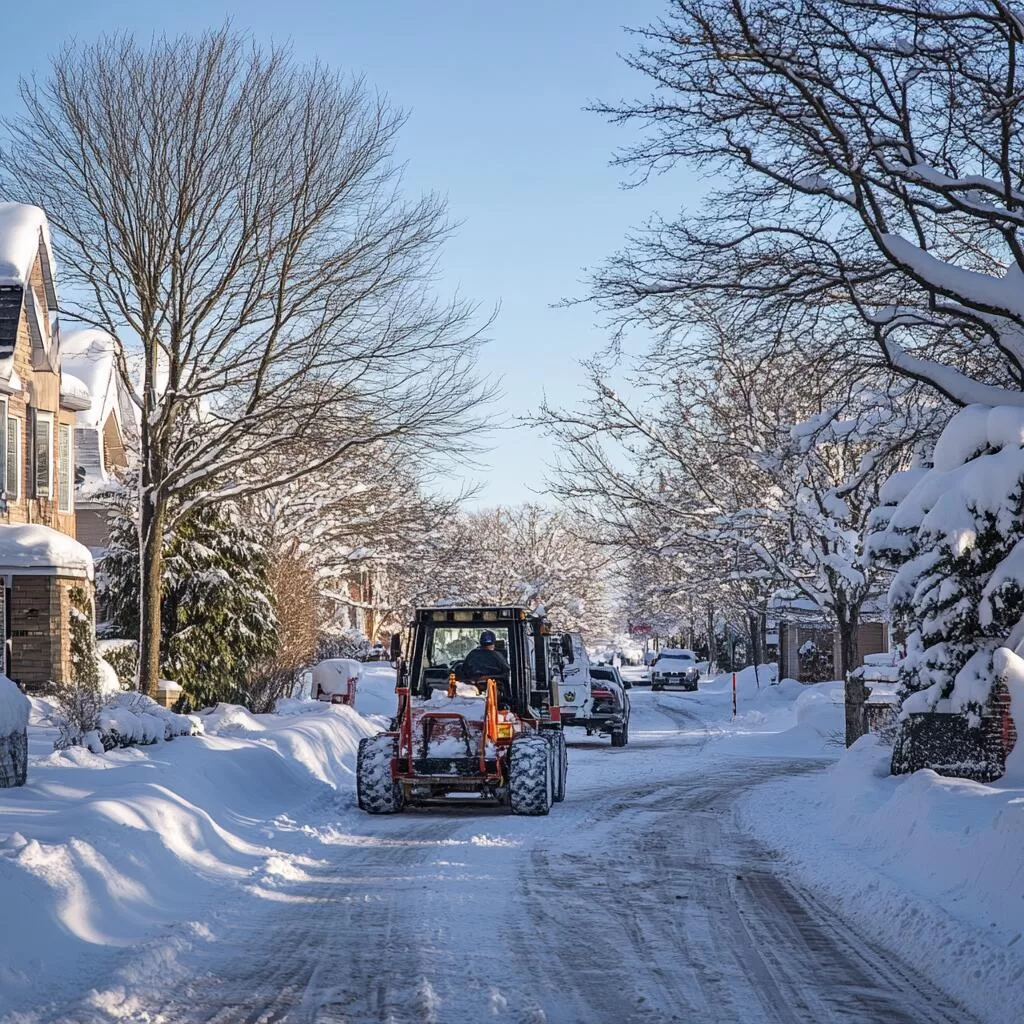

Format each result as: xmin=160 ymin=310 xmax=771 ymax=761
xmin=413 ymin=606 xmax=534 ymax=624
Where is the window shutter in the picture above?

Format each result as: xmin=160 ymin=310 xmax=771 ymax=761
xmin=35 ymin=416 xmax=50 ymax=498
xmin=5 ymin=419 xmax=17 ymax=498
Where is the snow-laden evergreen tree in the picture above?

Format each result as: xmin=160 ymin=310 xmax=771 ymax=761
xmin=870 ymin=407 xmax=1024 ymax=727
xmin=103 ymin=495 xmax=278 ymax=710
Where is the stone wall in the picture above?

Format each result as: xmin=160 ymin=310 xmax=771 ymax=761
xmin=9 ymin=574 xmax=87 ymax=690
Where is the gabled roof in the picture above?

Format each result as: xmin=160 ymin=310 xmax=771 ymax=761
xmin=0 ymin=204 xmax=58 ymax=367
xmin=60 ymin=329 xmax=123 ymax=431
xmin=0 ymin=204 xmax=57 ymax=303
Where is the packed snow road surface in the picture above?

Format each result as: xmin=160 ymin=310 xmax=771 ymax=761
xmin=22 ymin=687 xmax=980 ymax=1024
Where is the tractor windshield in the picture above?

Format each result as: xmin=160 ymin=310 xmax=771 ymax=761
xmin=416 ymin=624 xmax=512 ymax=695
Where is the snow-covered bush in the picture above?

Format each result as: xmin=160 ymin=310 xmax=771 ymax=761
xmin=317 ymin=627 xmax=372 ymax=662
xmin=97 ymin=639 xmax=137 ymax=690
xmin=871 ymin=407 xmax=1024 ymax=727
xmin=0 ymin=675 xmax=29 ymax=787
xmin=69 ymin=586 xmax=100 ymax=692
xmin=97 ymin=692 xmax=201 ymax=750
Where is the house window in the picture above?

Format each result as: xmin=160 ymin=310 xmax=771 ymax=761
xmin=34 ymin=412 xmax=53 ymax=499
xmin=58 ymin=423 xmax=73 ymax=513
xmin=6 ymin=416 xmax=19 ymax=501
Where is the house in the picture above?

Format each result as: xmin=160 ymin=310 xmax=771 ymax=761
xmin=771 ymin=594 xmax=890 ymax=682
xmin=0 ymin=202 xmax=94 ymax=689
xmin=60 ymin=328 xmax=134 ymax=554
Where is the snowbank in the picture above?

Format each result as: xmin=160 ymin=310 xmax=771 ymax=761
xmin=0 ymin=700 xmax=379 ymax=1016
xmin=353 ymin=662 xmax=399 ymax=719
xmin=739 ymin=735 xmax=1024 ymax=1022
xmin=685 ymin=668 xmax=845 ymax=757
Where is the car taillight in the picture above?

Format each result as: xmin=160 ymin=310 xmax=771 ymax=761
xmin=591 ymin=688 xmax=613 ymax=699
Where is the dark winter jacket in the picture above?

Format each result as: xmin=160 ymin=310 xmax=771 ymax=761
xmin=459 ymin=646 xmax=510 ymax=680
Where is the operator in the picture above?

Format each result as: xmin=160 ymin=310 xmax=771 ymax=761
xmin=459 ymin=630 xmax=510 ymax=690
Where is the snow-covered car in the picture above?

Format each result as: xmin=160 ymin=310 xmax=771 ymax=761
xmin=591 ymin=664 xmax=630 ymax=690
xmin=650 ymin=649 xmax=701 ymax=691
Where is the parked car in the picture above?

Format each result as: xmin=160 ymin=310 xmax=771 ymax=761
xmin=591 ymin=664 xmax=631 ymax=690
xmin=650 ymin=648 xmax=701 ymax=691
xmin=587 ymin=669 xmax=631 ymax=747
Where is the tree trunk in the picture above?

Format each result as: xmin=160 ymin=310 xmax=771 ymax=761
xmin=748 ymin=611 xmax=762 ymax=685
xmin=706 ymin=603 xmax=715 ymax=674
xmin=836 ymin=605 xmax=859 ymax=680
xmin=138 ymin=488 xmax=165 ymax=697
xmin=838 ymin=605 xmax=867 ymax=747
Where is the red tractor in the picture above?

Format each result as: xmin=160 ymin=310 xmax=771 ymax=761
xmin=356 ymin=606 xmax=568 ymax=815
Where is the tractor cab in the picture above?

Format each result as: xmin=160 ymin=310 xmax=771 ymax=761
xmin=403 ymin=606 xmax=555 ymax=716
xmin=356 ymin=605 xmax=567 ymax=815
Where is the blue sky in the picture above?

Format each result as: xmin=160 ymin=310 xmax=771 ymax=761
xmin=2 ymin=0 xmax=694 ymax=506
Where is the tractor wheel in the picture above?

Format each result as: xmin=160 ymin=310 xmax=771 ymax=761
xmin=508 ymin=736 xmax=552 ymax=816
xmin=545 ymin=730 xmax=567 ymax=802
xmin=611 ymin=720 xmax=629 ymax=747
xmin=356 ymin=735 xmax=404 ymax=814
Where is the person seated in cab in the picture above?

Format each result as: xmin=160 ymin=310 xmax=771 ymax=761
xmin=458 ymin=630 xmax=509 ymax=691
xmin=458 ymin=630 xmax=513 ymax=709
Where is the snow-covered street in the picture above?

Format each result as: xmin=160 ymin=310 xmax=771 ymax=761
xmin=2 ymin=670 xmax=997 ymax=1024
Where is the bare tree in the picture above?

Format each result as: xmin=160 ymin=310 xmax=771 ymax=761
xmin=538 ymin=312 xmax=940 ymax=679
xmin=3 ymin=28 xmax=493 ymax=694
xmin=590 ymin=0 xmax=1024 ymax=405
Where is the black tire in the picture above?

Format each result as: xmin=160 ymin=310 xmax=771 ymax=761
xmin=545 ymin=729 xmax=567 ymax=802
xmin=611 ymin=720 xmax=629 ymax=747
xmin=356 ymin=734 xmax=404 ymax=814
xmin=508 ymin=736 xmax=552 ymax=816
xmin=652 ymin=683 xmax=663 ymax=692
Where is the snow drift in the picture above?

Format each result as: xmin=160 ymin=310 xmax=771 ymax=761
xmin=0 ymin=698 xmax=378 ymax=1017
xmin=740 ymin=734 xmax=1024 ymax=1022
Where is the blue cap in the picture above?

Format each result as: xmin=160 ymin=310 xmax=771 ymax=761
xmin=480 ymin=630 xmax=496 ymax=645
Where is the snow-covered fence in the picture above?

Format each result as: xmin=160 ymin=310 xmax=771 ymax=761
xmin=0 ymin=675 xmax=30 ymax=787
xmin=847 ymin=653 xmax=901 ymax=747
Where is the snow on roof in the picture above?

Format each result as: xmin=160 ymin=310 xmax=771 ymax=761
xmin=60 ymin=329 xmax=120 ymax=430
xmin=0 ymin=204 xmax=55 ymax=289
xmin=0 ymin=524 xmax=93 ymax=578
xmin=59 ymin=371 xmax=92 ymax=412
xmin=0 ymin=361 xmax=22 ymax=396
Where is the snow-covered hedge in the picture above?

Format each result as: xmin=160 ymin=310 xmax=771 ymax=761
xmin=91 ymin=692 xmax=201 ymax=751
xmin=870 ymin=405 xmax=1024 ymax=729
